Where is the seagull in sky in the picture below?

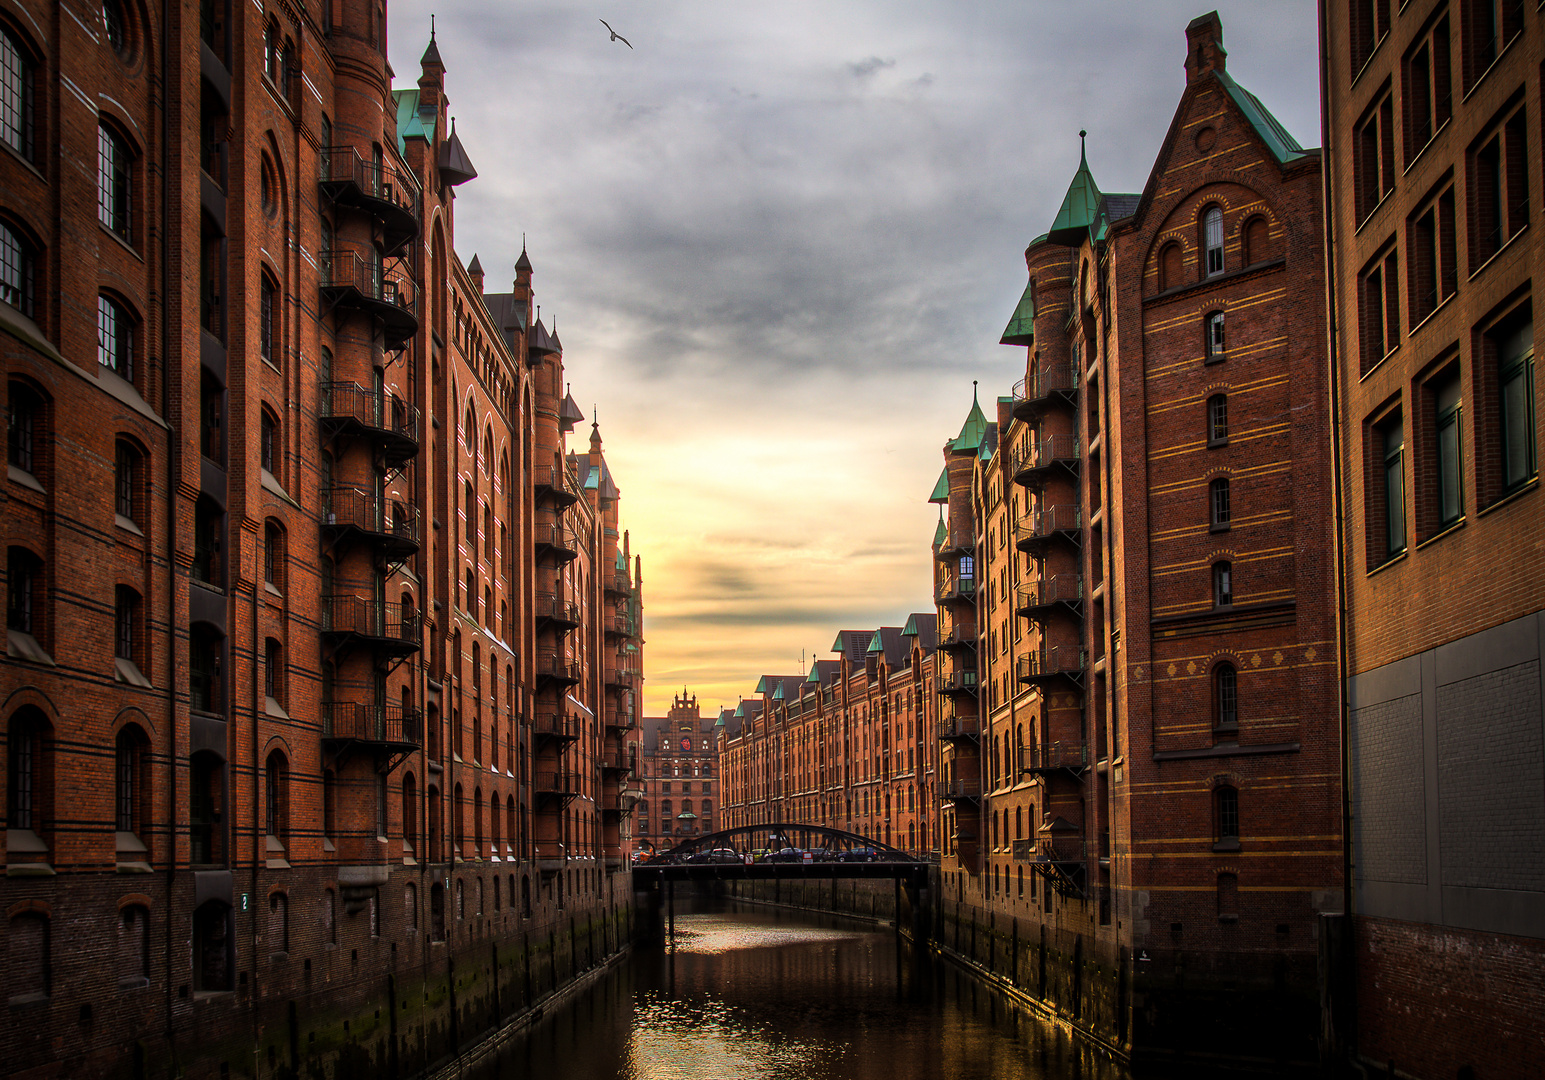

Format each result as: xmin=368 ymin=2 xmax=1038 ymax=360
xmin=600 ymin=19 xmax=632 ymax=48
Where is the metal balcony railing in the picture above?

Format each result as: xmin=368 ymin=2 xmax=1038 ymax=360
xmin=1012 ymin=363 xmax=1078 ymax=410
xmin=1014 ymin=504 xmax=1081 ymax=549
xmin=533 ymin=519 xmax=579 ymax=561
xmin=1036 ymin=837 xmax=1087 ymax=863
xmin=531 ymin=711 xmax=577 ymax=741
xmin=935 ymin=575 xmax=977 ymax=604
xmin=533 ymin=593 xmax=580 ymax=627
xmin=534 ymin=771 xmax=578 ymax=798
xmin=936 ymin=668 xmax=979 ymax=694
xmin=318 ymin=248 xmax=418 ymax=332
xmin=606 ymin=569 xmax=631 ymax=596
xmin=1016 ymin=574 xmax=1083 ymax=615
xmin=320 ymin=381 xmax=421 ymax=458
xmin=534 ymin=652 xmax=581 ymax=684
xmin=318 ymin=146 xmax=421 ymax=256
xmin=1015 ymin=646 xmax=1086 ymax=683
xmin=943 ymin=777 xmax=983 ymax=800
xmin=937 ymin=713 xmax=980 ymax=740
xmin=533 ymin=465 xmax=579 ymax=506
xmin=323 ymin=487 xmax=420 ymax=552
xmin=322 ymin=700 xmax=422 ymax=747
xmin=1021 ymin=742 xmax=1089 ymax=774
xmin=322 ymin=596 xmax=422 ymax=651
xmin=1012 ymin=433 xmax=1081 ymax=482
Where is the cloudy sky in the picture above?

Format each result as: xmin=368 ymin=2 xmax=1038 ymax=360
xmin=387 ymin=1 xmax=1322 ymax=716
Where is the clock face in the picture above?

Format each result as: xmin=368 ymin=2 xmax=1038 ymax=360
xmin=680 ymin=736 xmax=692 ymax=752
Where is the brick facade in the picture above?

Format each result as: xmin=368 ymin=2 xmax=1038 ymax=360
xmin=0 ymin=1 xmax=642 ymax=1076
xmin=1323 ymin=3 xmax=1545 ymax=1076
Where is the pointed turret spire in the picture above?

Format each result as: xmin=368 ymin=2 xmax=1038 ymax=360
xmin=590 ymin=412 xmax=603 ymax=453
xmin=515 ymin=236 xmax=532 ymax=273
xmin=949 ymin=380 xmax=989 ymax=453
xmin=467 ymin=252 xmax=484 ymax=292
xmin=1047 ymin=131 xmax=1103 ymax=246
xmin=420 ymin=17 xmax=445 ymax=74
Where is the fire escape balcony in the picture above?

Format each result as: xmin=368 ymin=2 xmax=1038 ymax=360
xmin=606 ymin=656 xmax=641 ymax=688
xmin=534 ymin=519 xmax=580 ymax=563
xmin=1015 ymin=645 xmax=1086 ymax=687
xmin=531 ymin=710 xmax=580 ymax=747
xmin=1021 ymin=741 xmax=1090 ymax=778
xmin=318 ymin=249 xmax=419 ymax=352
xmin=1015 ymin=574 xmax=1084 ymax=619
xmin=321 ymin=700 xmax=421 ymax=773
xmin=1031 ymin=836 xmax=1088 ymax=898
xmin=600 ymin=745 xmax=636 ymax=775
xmin=318 ymin=146 xmax=421 ymax=257
xmin=935 ymin=575 xmax=977 ymax=606
xmin=1011 ymin=363 xmax=1079 ymax=421
xmin=321 ymin=596 xmax=422 ymax=662
xmin=936 ymin=713 xmax=981 ymax=742
xmin=322 ymin=487 xmax=420 ymax=562
xmin=942 ymin=777 xmax=983 ymax=803
xmin=533 ymin=465 xmax=580 ymax=508
xmin=1015 ymin=504 xmax=1082 ymax=554
xmin=533 ymin=770 xmax=579 ymax=808
xmin=605 ymin=611 xmax=637 ymax=640
xmin=934 ymin=528 xmax=975 ymax=560
xmin=936 ymin=624 xmax=977 ymax=653
xmin=534 ymin=651 xmax=581 ymax=689
xmin=605 ymin=702 xmax=636 ymax=731
xmin=605 ymin=569 xmax=631 ymax=597
xmin=1011 ymin=433 xmax=1081 ymax=488
xmin=533 ymin=592 xmax=581 ymax=632
xmin=320 ymin=381 xmax=420 ymax=469
xmin=936 ymin=667 xmax=979 ymax=697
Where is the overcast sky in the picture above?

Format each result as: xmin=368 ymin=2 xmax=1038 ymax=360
xmin=387 ymin=1 xmax=1322 ymax=716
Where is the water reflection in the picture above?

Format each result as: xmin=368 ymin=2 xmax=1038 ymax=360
xmin=478 ymin=901 xmax=1125 ymax=1080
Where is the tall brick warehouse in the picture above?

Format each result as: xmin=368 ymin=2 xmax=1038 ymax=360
xmin=932 ymin=13 xmax=1343 ymax=1064
xmin=1320 ymin=2 xmax=1545 ymax=1077
xmin=0 ymin=1 xmax=643 ymax=1076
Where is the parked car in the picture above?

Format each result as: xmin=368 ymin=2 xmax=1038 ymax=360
xmin=763 ymin=847 xmax=806 ymax=863
xmin=838 ymin=847 xmax=880 ymax=862
xmin=687 ymin=848 xmax=742 ymax=864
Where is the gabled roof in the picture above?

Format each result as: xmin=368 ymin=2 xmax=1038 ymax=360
xmin=482 ymin=292 xmax=527 ymax=351
xmin=1215 ymin=69 xmax=1310 ymax=165
xmin=830 ymin=631 xmax=872 ymax=666
xmin=902 ymin=612 xmax=937 ymax=652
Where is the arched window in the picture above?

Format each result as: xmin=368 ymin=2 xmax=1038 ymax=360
xmin=115 ymin=725 xmax=148 ymax=835
xmin=0 ymin=221 xmax=35 ymax=319
xmin=264 ymin=750 xmax=288 ymax=841
xmin=264 ymin=19 xmax=281 ymax=82
xmin=258 ymin=274 xmax=277 ymax=366
xmin=1209 ymin=477 xmax=1231 ymax=529
xmin=464 ymin=405 xmax=476 ymax=452
xmin=263 ymin=520 xmax=284 ymax=591
xmin=1159 ymin=242 xmax=1184 ymax=291
xmin=97 ymin=294 xmax=135 ymax=383
xmin=490 ymin=792 xmax=501 ymax=856
xmin=1203 ymin=206 xmax=1224 ymax=276
xmin=1214 ymin=785 xmax=1240 ymax=847
xmin=1214 ymin=663 xmax=1238 ymax=729
xmin=116 ymin=439 xmax=143 ymax=524
xmin=1 ymin=27 xmax=36 ymax=161
xmin=7 ymin=379 xmax=42 ymax=472
xmin=427 ymin=785 xmax=441 ymax=863
xmin=7 ymin=707 xmax=49 ymax=839
xmin=1217 ymin=872 xmax=1240 ymax=917
xmin=98 ymin=121 xmax=133 ymax=240
xmin=1207 ymin=393 xmax=1228 ymax=443
xmin=1212 ymin=561 xmax=1233 ymax=608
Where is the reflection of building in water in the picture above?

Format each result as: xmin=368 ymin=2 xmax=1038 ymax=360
xmin=635 ymin=690 xmax=718 ymax=848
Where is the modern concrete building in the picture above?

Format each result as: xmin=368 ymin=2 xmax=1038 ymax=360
xmin=0 ymin=2 xmax=641 ymax=1075
xmin=1320 ymin=2 xmax=1545 ymax=1076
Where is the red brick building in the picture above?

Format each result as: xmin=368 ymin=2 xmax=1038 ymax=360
xmin=717 ymin=618 xmax=941 ymax=857
xmin=633 ymin=690 xmax=718 ymax=855
xmin=1320 ymin=3 xmax=1545 ymax=1077
xmin=0 ymin=2 xmax=641 ymax=1076
xmin=935 ymin=13 xmax=1343 ymax=1063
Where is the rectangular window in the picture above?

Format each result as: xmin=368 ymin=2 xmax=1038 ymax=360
xmin=1497 ymin=318 xmax=1536 ymax=492
xmin=98 ymin=124 xmax=131 ymax=240
xmin=0 ymin=29 xmax=33 ymax=161
xmin=1360 ymin=244 xmax=1401 ymax=373
xmin=1205 ymin=312 xmax=1226 ymax=363
xmin=1461 ymin=0 xmax=1523 ymax=93
xmin=115 ymin=586 xmax=136 ymax=661
xmin=1354 ymin=86 xmax=1396 ymax=223
xmin=1408 ymin=184 xmax=1458 ymax=324
xmin=1377 ymin=413 xmax=1407 ymax=561
xmin=1209 ymin=478 xmax=1231 ymax=530
xmin=1433 ymin=370 xmax=1464 ymax=527
xmin=1350 ymin=0 xmax=1391 ymax=77
xmin=1207 ymin=394 xmax=1228 ymax=444
xmin=1403 ymin=16 xmax=1451 ymax=162
xmin=1469 ymin=102 xmax=1529 ymax=271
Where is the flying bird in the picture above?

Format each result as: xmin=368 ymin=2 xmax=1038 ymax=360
xmin=599 ymin=19 xmax=632 ymax=48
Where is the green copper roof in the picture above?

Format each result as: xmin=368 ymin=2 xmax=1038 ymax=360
xmin=1215 ymin=69 xmax=1311 ymax=165
xmin=902 ymin=613 xmax=920 ymax=637
xmin=949 ymin=387 xmax=989 ymax=453
xmin=867 ymin=631 xmax=883 ymax=654
xmin=978 ymin=439 xmax=993 ymax=462
xmin=806 ymin=666 xmax=821 ymax=684
xmin=1047 ymin=136 xmax=1102 ymax=246
xmin=1000 ymin=279 xmax=1037 ymax=346
xmin=755 ymin=675 xmax=774 ymax=694
xmin=772 ymin=682 xmax=786 ymax=701
xmin=933 ymin=516 xmax=947 ymax=547
xmin=929 ymin=465 xmax=950 ymax=504
xmin=394 ymin=90 xmax=436 ymax=156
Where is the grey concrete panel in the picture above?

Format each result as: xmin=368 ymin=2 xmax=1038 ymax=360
xmin=1350 ymin=693 xmax=1426 ymax=885
xmin=1441 ymin=885 xmax=1545 ymax=939
xmin=1347 ymin=653 xmax=1422 ymax=711
xmin=1437 ymin=660 xmax=1545 ymax=892
xmin=1356 ymin=879 xmax=1432 ymax=924
xmin=1434 ymin=611 xmax=1540 ymax=687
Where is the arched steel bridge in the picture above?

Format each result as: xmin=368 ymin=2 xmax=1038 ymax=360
xmin=630 ymin=824 xmax=931 ymax=888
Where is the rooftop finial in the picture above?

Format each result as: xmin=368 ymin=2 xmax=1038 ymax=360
xmin=430 ymin=13 xmax=435 ymax=39
xmin=1079 ymin=129 xmax=1088 ymax=161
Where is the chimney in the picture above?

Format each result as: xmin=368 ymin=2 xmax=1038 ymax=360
xmin=1184 ymin=11 xmax=1226 ymax=84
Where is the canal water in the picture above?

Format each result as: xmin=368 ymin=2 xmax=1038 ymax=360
xmin=470 ymin=899 xmax=1127 ymax=1080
